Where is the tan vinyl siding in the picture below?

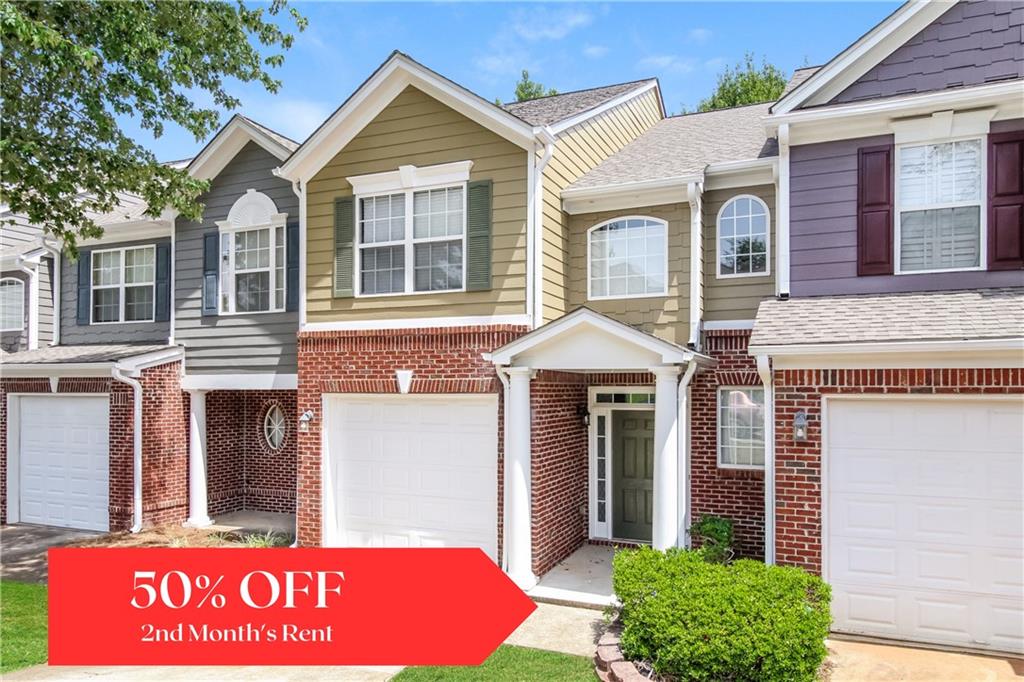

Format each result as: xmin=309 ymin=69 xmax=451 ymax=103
xmin=702 ymin=184 xmax=776 ymax=321
xmin=567 ymin=203 xmax=690 ymax=345
xmin=541 ymin=89 xmax=663 ymax=322
xmin=305 ymin=85 xmax=528 ymax=322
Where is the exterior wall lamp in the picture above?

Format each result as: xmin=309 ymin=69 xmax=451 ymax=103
xmin=576 ymin=404 xmax=590 ymax=427
xmin=793 ymin=410 xmax=809 ymax=442
xmin=298 ymin=410 xmax=316 ymax=433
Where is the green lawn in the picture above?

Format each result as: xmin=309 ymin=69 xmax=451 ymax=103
xmin=393 ymin=645 xmax=594 ymax=681
xmin=1 ymin=580 xmax=48 ymax=673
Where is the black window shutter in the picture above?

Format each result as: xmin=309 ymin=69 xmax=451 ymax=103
xmin=154 ymin=242 xmax=171 ymax=322
xmin=466 ymin=179 xmax=493 ymax=291
xmin=202 ymin=232 xmax=219 ymax=316
xmin=76 ymin=249 xmax=91 ymax=325
xmin=857 ymin=144 xmax=894 ymax=276
xmin=334 ymin=197 xmax=355 ymax=298
xmin=286 ymin=221 xmax=299 ymax=312
xmin=988 ymin=130 xmax=1024 ymax=270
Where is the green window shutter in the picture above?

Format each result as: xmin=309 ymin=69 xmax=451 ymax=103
xmin=334 ymin=196 xmax=355 ymax=298
xmin=465 ymin=179 xmax=493 ymax=292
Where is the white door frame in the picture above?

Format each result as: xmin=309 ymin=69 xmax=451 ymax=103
xmin=5 ymin=392 xmax=111 ymax=525
xmin=587 ymin=386 xmax=656 ymax=541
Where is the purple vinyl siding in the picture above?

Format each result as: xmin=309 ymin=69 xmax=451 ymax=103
xmin=789 ymin=125 xmax=1024 ymax=297
xmin=832 ymin=0 xmax=1023 ymax=105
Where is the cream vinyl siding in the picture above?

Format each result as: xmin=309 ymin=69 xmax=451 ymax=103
xmin=306 ymin=86 xmax=528 ymax=322
xmin=542 ymin=89 xmax=663 ymax=322
xmin=567 ymin=203 xmax=690 ymax=345
xmin=702 ymin=184 xmax=777 ymax=321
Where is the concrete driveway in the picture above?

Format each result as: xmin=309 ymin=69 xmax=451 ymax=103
xmin=828 ymin=638 xmax=1024 ymax=681
xmin=1 ymin=524 xmax=101 ymax=583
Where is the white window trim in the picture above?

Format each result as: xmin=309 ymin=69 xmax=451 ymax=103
xmin=715 ymin=194 xmax=772 ymax=280
xmin=0 ymin=277 xmax=25 ymax=332
xmin=586 ymin=215 xmax=670 ymax=301
xmin=216 ymin=217 xmax=287 ymax=315
xmin=354 ymin=181 xmax=468 ymax=298
xmin=894 ymin=134 xmax=988 ymax=276
xmin=263 ymin=403 xmax=287 ymax=450
xmin=90 ymin=245 xmax=156 ymax=325
xmin=346 ymin=160 xmax=473 ymax=196
xmin=716 ymin=386 xmax=766 ymax=471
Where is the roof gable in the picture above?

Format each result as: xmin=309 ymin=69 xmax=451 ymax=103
xmin=187 ymin=115 xmax=297 ymax=182
xmin=502 ymin=79 xmax=661 ymax=129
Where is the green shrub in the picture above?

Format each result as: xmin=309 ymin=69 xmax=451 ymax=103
xmin=689 ymin=514 xmax=735 ymax=563
xmin=613 ymin=546 xmax=831 ymax=682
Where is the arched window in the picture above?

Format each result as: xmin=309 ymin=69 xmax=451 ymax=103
xmin=717 ymin=195 xmax=770 ymax=277
xmin=0 ymin=278 xmax=25 ymax=332
xmin=588 ymin=217 xmax=668 ymax=299
xmin=263 ymin=404 xmax=287 ymax=450
xmin=217 ymin=189 xmax=287 ymax=314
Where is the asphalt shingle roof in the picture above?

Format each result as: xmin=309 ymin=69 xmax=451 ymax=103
xmin=749 ymin=288 xmax=1024 ymax=348
xmin=781 ymin=66 xmax=821 ymax=97
xmin=239 ymin=115 xmax=300 ymax=152
xmin=567 ymin=102 xmax=778 ymax=191
xmin=1 ymin=344 xmax=172 ymax=365
xmin=502 ymin=79 xmax=656 ymax=127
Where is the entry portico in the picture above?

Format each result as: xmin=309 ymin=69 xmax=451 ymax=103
xmin=487 ymin=308 xmax=713 ymax=589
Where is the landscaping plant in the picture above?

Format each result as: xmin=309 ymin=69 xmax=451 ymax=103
xmin=613 ymin=546 xmax=831 ymax=682
xmin=688 ymin=514 xmax=735 ymax=563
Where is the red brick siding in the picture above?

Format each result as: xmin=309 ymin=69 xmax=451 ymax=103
xmin=295 ymin=326 xmax=528 ymax=547
xmin=530 ymin=371 xmax=589 ymax=576
xmin=773 ymin=367 xmax=1024 ymax=573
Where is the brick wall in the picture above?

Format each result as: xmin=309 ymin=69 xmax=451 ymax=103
xmin=691 ymin=330 xmax=765 ymax=559
xmin=295 ymin=326 xmax=528 ymax=546
xmin=530 ymin=371 xmax=589 ymax=576
xmin=773 ymin=367 xmax=1024 ymax=573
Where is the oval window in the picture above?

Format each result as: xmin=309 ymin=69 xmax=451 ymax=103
xmin=263 ymin=404 xmax=287 ymax=450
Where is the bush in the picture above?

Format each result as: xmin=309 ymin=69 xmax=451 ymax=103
xmin=613 ymin=546 xmax=831 ymax=682
xmin=689 ymin=514 xmax=735 ymax=563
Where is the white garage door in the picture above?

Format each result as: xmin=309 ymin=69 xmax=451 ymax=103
xmin=828 ymin=398 xmax=1023 ymax=653
xmin=17 ymin=395 xmax=110 ymax=531
xmin=323 ymin=394 xmax=498 ymax=559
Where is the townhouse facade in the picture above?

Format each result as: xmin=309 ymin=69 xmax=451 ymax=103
xmin=1 ymin=0 xmax=1021 ymax=656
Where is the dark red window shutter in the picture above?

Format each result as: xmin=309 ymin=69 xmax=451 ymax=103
xmin=857 ymin=144 xmax=894 ymax=276
xmin=988 ymin=130 xmax=1024 ymax=270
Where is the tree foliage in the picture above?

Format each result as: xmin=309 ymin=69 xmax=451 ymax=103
xmin=0 ymin=0 xmax=307 ymax=254
xmin=697 ymin=52 xmax=787 ymax=113
xmin=496 ymin=69 xmax=557 ymax=106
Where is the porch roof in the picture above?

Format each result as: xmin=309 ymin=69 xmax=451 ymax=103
xmin=485 ymin=307 xmax=714 ymax=371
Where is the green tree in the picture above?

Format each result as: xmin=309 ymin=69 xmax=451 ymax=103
xmin=496 ymin=69 xmax=557 ymax=106
xmin=1 ymin=0 xmax=307 ymax=254
xmin=696 ymin=53 xmax=787 ymax=113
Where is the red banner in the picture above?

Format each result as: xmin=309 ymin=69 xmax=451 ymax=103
xmin=49 ymin=548 xmax=535 ymax=666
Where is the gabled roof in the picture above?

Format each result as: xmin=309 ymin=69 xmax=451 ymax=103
xmin=502 ymin=79 xmax=660 ymax=128
xmin=565 ymin=103 xmax=778 ymax=192
xmin=188 ymin=114 xmax=297 ymax=181
xmin=780 ymin=66 xmax=822 ymax=97
xmin=771 ymin=0 xmax=958 ymax=114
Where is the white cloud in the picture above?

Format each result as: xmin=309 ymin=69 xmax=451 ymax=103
xmin=582 ymin=44 xmax=609 ymax=59
xmin=704 ymin=57 xmax=728 ymax=72
xmin=687 ymin=27 xmax=712 ymax=44
xmin=637 ymin=54 xmax=697 ymax=75
xmin=474 ymin=52 xmax=528 ymax=79
xmin=253 ymin=98 xmax=332 ymax=142
xmin=510 ymin=7 xmax=592 ymax=42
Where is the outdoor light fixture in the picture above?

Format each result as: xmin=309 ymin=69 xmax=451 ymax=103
xmin=576 ymin=405 xmax=590 ymax=427
xmin=298 ymin=410 xmax=316 ymax=433
xmin=793 ymin=410 xmax=809 ymax=442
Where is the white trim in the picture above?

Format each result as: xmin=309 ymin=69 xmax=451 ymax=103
xmin=755 ymin=355 xmax=775 ymax=564
xmin=586 ymin=216 xmax=670 ymax=301
xmin=216 ymin=194 xmax=289 ymax=315
xmin=687 ymin=182 xmax=703 ymax=347
xmin=715 ymin=193 xmax=772 ymax=280
xmin=562 ymin=175 xmax=700 ymax=215
xmin=188 ymin=115 xmax=294 ymax=182
xmin=716 ymin=385 xmax=767 ymax=470
xmin=89 ymin=245 xmax=157 ymax=325
xmin=890 ymin=108 xmax=996 ymax=146
xmin=703 ymin=319 xmax=755 ymax=330
xmin=114 ymin=346 xmax=185 ymax=376
xmin=180 ymin=373 xmax=298 ymax=391
xmin=776 ymin=124 xmax=791 ymax=296
xmin=533 ymin=131 xmax=555 ymax=328
xmin=704 ymin=158 xmax=777 ymax=191
xmin=301 ymin=314 xmax=531 ymax=332
xmin=0 ymin=276 xmax=25 ymax=332
xmin=346 ymin=160 xmax=473 ymax=196
xmin=277 ymin=53 xmax=537 ymax=183
xmin=78 ymin=220 xmax=173 ymax=247
xmin=548 ymin=81 xmax=660 ymax=135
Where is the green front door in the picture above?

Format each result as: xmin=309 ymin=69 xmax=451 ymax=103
xmin=611 ymin=410 xmax=655 ymax=542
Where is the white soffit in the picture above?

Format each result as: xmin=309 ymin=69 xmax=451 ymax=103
xmin=188 ymin=116 xmax=294 ymax=182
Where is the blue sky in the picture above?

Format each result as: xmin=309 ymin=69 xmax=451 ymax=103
xmin=130 ymin=1 xmax=903 ymax=162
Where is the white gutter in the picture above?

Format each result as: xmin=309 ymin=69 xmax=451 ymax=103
xmin=40 ymin=238 xmax=61 ymax=345
xmin=288 ymin=177 xmax=307 ymax=328
xmin=112 ymin=365 xmax=144 ymax=533
xmin=686 ymin=182 xmax=703 ymax=349
xmin=561 ymin=174 xmax=702 ymax=202
xmin=756 ymin=354 xmax=775 ymax=564
xmin=776 ymin=123 xmax=791 ymax=297
xmin=530 ymin=128 xmax=556 ymax=329
xmin=495 ymin=366 xmax=512 ymax=572
xmin=16 ymin=257 xmax=39 ymax=350
xmin=677 ymin=358 xmax=698 ymax=546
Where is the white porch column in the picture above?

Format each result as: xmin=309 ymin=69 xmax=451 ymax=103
xmin=505 ymin=367 xmax=536 ymax=589
xmin=185 ymin=389 xmax=213 ymax=528
xmin=652 ymin=366 xmax=681 ymax=551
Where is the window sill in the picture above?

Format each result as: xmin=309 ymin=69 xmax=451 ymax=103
xmin=716 ymin=463 xmax=766 ymax=471
xmin=894 ymin=265 xmax=985 ymax=276
xmin=218 ymin=308 xmax=287 ymax=317
xmin=352 ymin=288 xmax=466 ymax=299
xmin=715 ymin=271 xmax=771 ymax=280
xmin=90 ymin=319 xmax=156 ymax=326
xmin=587 ymin=291 xmax=668 ymax=302
xmin=0 ymin=327 xmax=24 ymax=333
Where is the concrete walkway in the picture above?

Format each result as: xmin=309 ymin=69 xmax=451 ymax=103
xmin=0 ymin=524 xmax=102 ymax=583
xmin=828 ymin=639 xmax=1024 ymax=681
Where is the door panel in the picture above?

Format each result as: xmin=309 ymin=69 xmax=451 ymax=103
xmin=612 ymin=411 xmax=654 ymax=542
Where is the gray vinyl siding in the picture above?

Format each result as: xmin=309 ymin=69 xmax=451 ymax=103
xmin=61 ymin=238 xmax=171 ymax=344
xmin=0 ymin=212 xmax=44 ymax=250
xmin=37 ymin=256 xmax=54 ymax=345
xmin=0 ymin=269 xmax=29 ymax=352
xmin=789 ymin=127 xmax=1024 ymax=297
xmin=831 ymin=0 xmax=1023 ymax=105
xmin=174 ymin=142 xmax=298 ymax=375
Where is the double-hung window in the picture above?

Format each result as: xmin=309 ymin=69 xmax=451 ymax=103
xmin=357 ymin=185 xmax=465 ymax=296
xmin=91 ymin=245 xmax=155 ymax=323
xmin=220 ymin=224 xmax=286 ymax=314
xmin=0 ymin=278 xmax=24 ymax=332
xmin=717 ymin=387 xmax=765 ymax=469
xmin=896 ymin=137 xmax=984 ymax=273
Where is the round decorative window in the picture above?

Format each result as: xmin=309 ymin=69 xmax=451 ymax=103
xmin=263 ymin=404 xmax=287 ymax=450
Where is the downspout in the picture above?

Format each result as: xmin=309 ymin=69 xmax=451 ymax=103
xmin=686 ymin=181 xmax=704 ymax=349
xmin=289 ymin=177 xmax=306 ymax=548
xmin=40 ymin=238 xmax=61 ymax=345
xmin=776 ymin=124 xmax=791 ymax=299
xmin=676 ymin=358 xmax=698 ymax=546
xmin=112 ymin=365 xmax=144 ymax=533
xmin=531 ymin=128 xmax=556 ymax=329
xmin=16 ymin=257 xmax=39 ymax=350
xmin=495 ymin=365 xmax=511 ymax=572
xmin=756 ymin=354 xmax=775 ymax=564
